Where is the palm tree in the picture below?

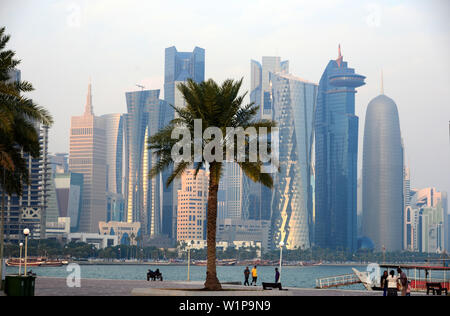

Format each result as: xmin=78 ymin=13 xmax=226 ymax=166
xmin=0 ymin=26 xmax=53 ymax=288
xmin=148 ymin=78 xmax=276 ymax=290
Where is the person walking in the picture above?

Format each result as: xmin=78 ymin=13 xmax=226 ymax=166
xmin=251 ymin=266 xmax=258 ymax=286
xmin=275 ymin=267 xmax=280 ymax=284
xmin=397 ymin=268 xmax=408 ymax=296
xmin=386 ymin=270 xmax=399 ymax=296
xmin=244 ymin=267 xmax=250 ymax=286
xmin=380 ymin=270 xmax=388 ymax=296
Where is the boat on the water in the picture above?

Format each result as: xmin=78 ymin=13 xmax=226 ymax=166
xmin=192 ymin=259 xmax=237 ymax=266
xmin=6 ymin=257 xmax=68 ymax=267
xmin=353 ymin=261 xmax=450 ymax=292
xmin=315 ymin=259 xmax=449 ymax=292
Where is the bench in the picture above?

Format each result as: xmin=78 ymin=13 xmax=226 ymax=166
xmin=262 ymin=282 xmax=283 ymax=290
xmin=426 ymin=282 xmax=448 ymax=296
xmin=147 ymin=270 xmax=163 ymax=281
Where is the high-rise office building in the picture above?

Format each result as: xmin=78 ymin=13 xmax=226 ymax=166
xmin=100 ymin=114 xmax=126 ymax=225
xmin=250 ymin=57 xmax=289 ymax=119
xmin=403 ymin=166 xmax=411 ymax=249
xmin=314 ymin=46 xmax=365 ymax=251
xmin=1 ymin=69 xmax=51 ymax=242
xmin=270 ymin=72 xmax=317 ymax=250
xmin=54 ymin=172 xmax=83 ymax=232
xmin=244 ymin=57 xmax=289 ymax=224
xmin=164 ymin=46 xmax=205 ymax=107
xmin=176 ymin=169 xmax=209 ymax=242
xmin=49 ymin=153 xmax=69 ymax=174
xmin=411 ymin=188 xmax=448 ymax=253
xmin=124 ymin=89 xmax=172 ymax=238
xmin=69 ymin=83 xmax=107 ymax=233
xmin=362 ymin=91 xmax=404 ymax=251
xmin=100 ymin=114 xmax=125 ymax=195
xmin=164 ymin=46 xmax=205 ymax=240
xmin=0 ymin=125 xmax=50 ymax=242
xmin=218 ymin=163 xmax=244 ymax=220
xmin=217 ymin=219 xmax=272 ymax=254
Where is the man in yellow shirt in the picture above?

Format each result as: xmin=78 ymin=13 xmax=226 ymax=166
xmin=251 ymin=266 xmax=258 ymax=286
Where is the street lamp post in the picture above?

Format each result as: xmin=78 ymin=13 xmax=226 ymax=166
xmin=18 ymin=242 xmax=23 ymax=276
xmin=23 ymin=228 xmax=30 ymax=276
xmin=279 ymin=241 xmax=284 ymax=283
xmin=187 ymin=246 xmax=191 ymax=281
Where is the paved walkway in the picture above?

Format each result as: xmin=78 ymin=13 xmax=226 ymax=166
xmin=27 ymin=277 xmax=388 ymax=296
xmin=0 ymin=277 xmax=424 ymax=296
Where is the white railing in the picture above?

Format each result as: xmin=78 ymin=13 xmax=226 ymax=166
xmin=316 ymin=273 xmax=361 ymax=289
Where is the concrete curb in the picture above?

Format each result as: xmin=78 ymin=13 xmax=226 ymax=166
xmin=131 ymin=287 xmax=294 ymax=296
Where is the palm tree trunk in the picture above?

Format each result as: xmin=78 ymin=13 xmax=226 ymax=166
xmin=204 ymin=164 xmax=222 ymax=290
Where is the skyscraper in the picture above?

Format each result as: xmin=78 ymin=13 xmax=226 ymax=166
xmin=124 ymin=89 xmax=172 ymax=238
xmin=410 ymin=187 xmax=448 ymax=252
xmin=1 ymin=69 xmax=51 ymax=241
xmin=0 ymin=124 xmax=50 ymax=242
xmin=164 ymin=46 xmax=205 ymax=240
xmin=54 ymin=172 xmax=83 ymax=232
xmin=362 ymin=89 xmax=404 ymax=251
xmin=69 ymin=83 xmax=107 ymax=233
xmin=245 ymin=57 xmax=289 ymax=223
xmin=100 ymin=114 xmax=125 ymax=195
xmin=251 ymin=57 xmax=289 ymax=119
xmin=270 ymin=72 xmax=317 ymax=250
xmin=164 ymin=46 xmax=205 ymax=107
xmin=176 ymin=169 xmax=209 ymax=242
xmin=314 ymin=46 xmax=365 ymax=251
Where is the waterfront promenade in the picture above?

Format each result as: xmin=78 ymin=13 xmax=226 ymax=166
xmin=31 ymin=276 xmax=388 ymax=296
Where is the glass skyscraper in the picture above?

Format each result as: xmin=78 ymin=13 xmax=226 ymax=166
xmin=100 ymin=113 xmax=125 ymax=195
xmin=163 ymin=46 xmax=205 ymax=240
xmin=362 ymin=93 xmax=404 ymax=251
xmin=164 ymin=46 xmax=205 ymax=107
xmin=245 ymin=57 xmax=289 ymax=223
xmin=314 ymin=46 xmax=365 ymax=251
xmin=125 ymin=89 xmax=172 ymax=237
xmin=69 ymin=83 xmax=107 ymax=234
xmin=270 ymin=73 xmax=317 ymax=250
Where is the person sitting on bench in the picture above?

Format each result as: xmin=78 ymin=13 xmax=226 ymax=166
xmin=147 ymin=268 xmax=163 ymax=281
xmin=426 ymin=282 xmax=448 ymax=295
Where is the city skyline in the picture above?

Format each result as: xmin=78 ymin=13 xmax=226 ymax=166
xmin=2 ymin=1 xmax=450 ymax=300
xmin=1 ymin=0 xmax=448 ymax=201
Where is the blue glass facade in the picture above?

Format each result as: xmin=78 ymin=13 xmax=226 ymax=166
xmin=245 ymin=58 xmax=289 ymax=224
xmin=314 ymin=47 xmax=365 ymax=251
xmin=125 ymin=90 xmax=173 ymax=237
xmin=163 ymin=46 xmax=205 ymax=239
xmin=270 ymin=73 xmax=317 ymax=250
xmin=164 ymin=46 xmax=205 ymax=107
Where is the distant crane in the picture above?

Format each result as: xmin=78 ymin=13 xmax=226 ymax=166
xmin=136 ymin=84 xmax=145 ymax=91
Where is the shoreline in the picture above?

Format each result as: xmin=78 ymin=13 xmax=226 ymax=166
xmin=67 ymin=261 xmax=407 ymax=267
xmin=28 ymin=277 xmax=427 ymax=296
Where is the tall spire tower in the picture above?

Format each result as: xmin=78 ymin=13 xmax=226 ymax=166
xmin=84 ymin=81 xmax=94 ymax=116
xmin=336 ymin=44 xmax=343 ymax=68
xmin=70 ymin=79 xmax=107 ymax=233
xmin=381 ymin=69 xmax=384 ymax=95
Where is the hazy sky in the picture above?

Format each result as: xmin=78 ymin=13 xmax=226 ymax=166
xmin=1 ymin=0 xmax=449 ymax=199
